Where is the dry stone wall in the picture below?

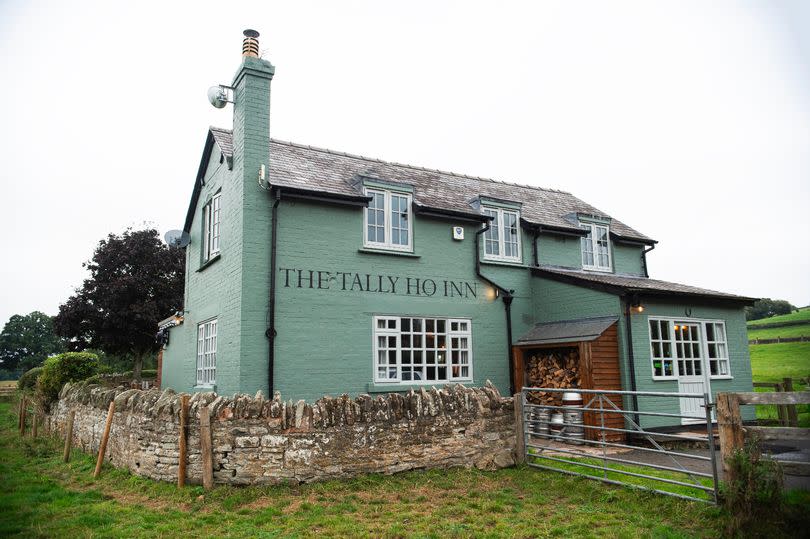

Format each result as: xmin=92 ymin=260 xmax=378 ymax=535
xmin=46 ymin=382 xmax=516 ymax=485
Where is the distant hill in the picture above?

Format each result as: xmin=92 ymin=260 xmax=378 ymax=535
xmin=747 ymin=307 xmax=810 ymax=341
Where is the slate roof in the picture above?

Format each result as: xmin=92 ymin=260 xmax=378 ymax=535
xmin=516 ymin=316 xmax=618 ymax=346
xmin=532 ymin=265 xmax=756 ymax=303
xmin=208 ymin=128 xmax=653 ymax=243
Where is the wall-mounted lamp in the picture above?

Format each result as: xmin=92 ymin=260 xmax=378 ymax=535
xmin=629 ymin=294 xmax=644 ymax=314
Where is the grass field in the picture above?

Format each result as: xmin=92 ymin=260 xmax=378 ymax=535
xmin=748 ymin=341 xmax=810 ymax=427
xmin=4 ymin=403 xmax=807 ymax=538
xmin=748 ymin=307 xmax=810 ymax=328
xmin=748 ymin=324 xmax=810 ymax=340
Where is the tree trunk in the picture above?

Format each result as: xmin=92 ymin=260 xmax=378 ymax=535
xmin=132 ymin=353 xmax=145 ymax=383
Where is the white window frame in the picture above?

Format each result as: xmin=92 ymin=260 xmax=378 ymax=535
xmin=580 ymin=222 xmax=611 ymax=272
xmin=363 ymin=188 xmax=413 ymax=252
xmin=482 ymin=207 xmax=521 ymax=262
xmin=203 ymin=193 xmax=221 ymax=261
xmin=372 ymin=315 xmax=473 ymax=385
xmin=196 ymin=318 xmax=217 ymax=386
xmin=647 ymin=317 xmax=732 ymax=381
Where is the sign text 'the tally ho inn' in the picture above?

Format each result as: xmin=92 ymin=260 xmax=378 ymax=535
xmin=279 ymin=268 xmax=481 ymax=299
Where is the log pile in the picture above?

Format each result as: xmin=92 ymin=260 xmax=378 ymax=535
xmin=526 ymin=348 xmax=580 ymax=406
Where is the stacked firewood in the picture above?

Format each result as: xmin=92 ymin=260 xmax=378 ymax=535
xmin=526 ymin=348 xmax=580 ymax=406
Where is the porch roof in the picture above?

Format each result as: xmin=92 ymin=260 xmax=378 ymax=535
xmin=531 ymin=265 xmax=757 ymax=305
xmin=516 ymin=316 xmax=619 ymax=346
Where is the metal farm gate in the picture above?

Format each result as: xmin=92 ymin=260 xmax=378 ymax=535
xmin=519 ymin=387 xmax=720 ymax=503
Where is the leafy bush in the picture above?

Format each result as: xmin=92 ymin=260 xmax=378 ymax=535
xmin=721 ymin=437 xmax=784 ymax=535
xmin=17 ymin=366 xmax=44 ymax=391
xmin=35 ymin=352 xmax=100 ymax=410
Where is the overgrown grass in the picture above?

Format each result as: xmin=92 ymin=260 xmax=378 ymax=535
xmin=748 ymin=307 xmax=810 ymax=328
xmin=0 ymin=401 xmax=749 ymax=538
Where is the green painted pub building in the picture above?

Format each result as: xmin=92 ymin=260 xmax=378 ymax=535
xmin=160 ymin=31 xmax=755 ymax=428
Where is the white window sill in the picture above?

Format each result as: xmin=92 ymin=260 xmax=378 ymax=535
xmin=709 ymin=376 xmax=733 ymax=380
xmin=582 ymin=265 xmax=612 ymax=273
xmin=197 ymin=253 xmax=222 ymax=272
xmin=367 ymin=381 xmax=473 ymax=393
xmin=651 ymin=377 xmax=678 ymax=382
xmin=358 ymin=247 xmax=420 ymax=258
xmin=194 ymin=384 xmax=217 ymax=391
xmin=481 ymin=258 xmax=525 ymax=268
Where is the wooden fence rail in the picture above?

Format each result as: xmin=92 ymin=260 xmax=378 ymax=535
xmin=752 ymin=377 xmax=804 ymax=427
xmin=749 ymin=336 xmax=810 ymax=345
xmin=717 ymin=391 xmax=810 ymax=482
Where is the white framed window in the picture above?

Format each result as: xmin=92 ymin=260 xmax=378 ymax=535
xmin=196 ymin=318 xmax=217 ymax=385
xmin=705 ymin=322 xmax=730 ymax=376
xmin=648 ymin=318 xmax=731 ymax=380
xmin=363 ymin=188 xmax=412 ymax=251
xmin=373 ymin=316 xmax=472 ymax=384
xmin=482 ymin=207 xmax=521 ymax=262
xmin=580 ymin=222 xmax=611 ymax=271
xmin=203 ymin=193 xmax=221 ymax=261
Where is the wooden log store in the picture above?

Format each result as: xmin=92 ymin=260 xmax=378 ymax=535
xmin=512 ymin=316 xmax=625 ymax=442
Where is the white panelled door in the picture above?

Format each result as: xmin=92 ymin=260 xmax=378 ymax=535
xmin=674 ymin=323 xmax=711 ymax=423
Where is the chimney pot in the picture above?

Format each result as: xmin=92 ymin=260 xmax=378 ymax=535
xmin=242 ymin=29 xmax=260 ymax=57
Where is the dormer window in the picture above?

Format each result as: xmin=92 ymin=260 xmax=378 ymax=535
xmin=364 ymin=188 xmax=412 ymax=251
xmin=482 ymin=207 xmax=521 ymax=262
xmin=581 ymin=222 xmax=611 ymax=271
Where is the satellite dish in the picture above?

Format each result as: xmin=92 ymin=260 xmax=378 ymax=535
xmin=164 ymin=230 xmax=191 ymax=248
xmin=207 ymin=85 xmax=228 ymax=109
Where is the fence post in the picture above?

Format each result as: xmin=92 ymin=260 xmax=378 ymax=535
xmin=716 ymin=392 xmax=744 ymax=485
xmin=782 ymin=377 xmax=799 ymax=427
xmin=178 ymin=395 xmax=189 ymax=488
xmin=94 ymin=401 xmax=115 ymax=478
xmin=18 ymin=395 xmax=27 ymax=437
xmin=63 ymin=410 xmax=75 ymax=462
xmin=31 ymin=404 xmax=38 ymax=438
xmin=774 ymin=383 xmax=787 ymax=426
xmin=513 ymin=393 xmax=525 ymax=464
xmin=199 ymin=404 xmax=214 ymax=489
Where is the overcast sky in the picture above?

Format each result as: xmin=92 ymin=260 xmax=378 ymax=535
xmin=1 ymin=0 xmax=809 ymax=329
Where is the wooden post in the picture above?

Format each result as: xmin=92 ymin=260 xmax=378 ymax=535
xmin=774 ymin=383 xmax=787 ymax=426
xmin=17 ymin=395 xmax=24 ymax=433
xmin=199 ymin=404 xmax=213 ymax=489
xmin=513 ymin=393 xmax=526 ymax=464
xmin=31 ymin=404 xmax=38 ymax=438
xmin=783 ymin=377 xmax=799 ymax=427
xmin=716 ymin=392 xmax=744 ymax=484
xmin=178 ymin=395 xmax=189 ymax=488
xmin=94 ymin=401 xmax=115 ymax=478
xmin=18 ymin=395 xmax=26 ymax=437
xmin=63 ymin=410 xmax=75 ymax=462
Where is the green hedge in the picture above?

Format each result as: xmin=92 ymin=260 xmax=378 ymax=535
xmin=17 ymin=367 xmax=44 ymax=391
xmin=36 ymin=352 xmax=100 ymax=410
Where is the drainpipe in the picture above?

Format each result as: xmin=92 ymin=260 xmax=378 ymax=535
xmin=530 ymin=224 xmax=541 ymax=267
xmin=475 ymin=223 xmax=516 ymax=394
xmin=623 ymin=296 xmax=641 ymax=427
xmin=641 ymin=244 xmax=656 ymax=278
xmin=266 ymin=188 xmax=282 ymax=395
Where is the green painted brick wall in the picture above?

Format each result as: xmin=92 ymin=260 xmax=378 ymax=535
xmin=625 ymin=300 xmax=755 ymax=427
xmin=271 ymin=199 xmax=535 ymax=401
xmin=537 ymin=234 xmax=645 ymax=276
